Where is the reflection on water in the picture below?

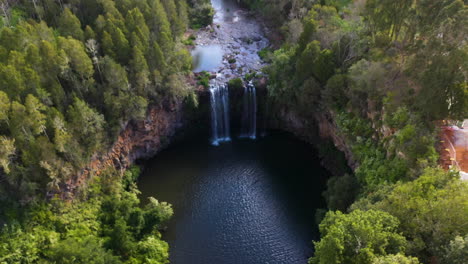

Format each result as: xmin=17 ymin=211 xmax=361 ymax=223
xmin=138 ymin=132 xmax=329 ymax=264
xmin=191 ymin=45 xmax=223 ymax=72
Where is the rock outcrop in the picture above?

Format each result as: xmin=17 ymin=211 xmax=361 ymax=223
xmin=63 ymin=99 xmax=185 ymax=198
xmin=272 ymin=106 xmax=357 ymax=171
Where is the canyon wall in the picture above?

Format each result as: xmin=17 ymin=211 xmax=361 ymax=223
xmin=271 ymin=105 xmax=357 ymax=172
xmin=63 ymin=99 xmax=186 ymax=199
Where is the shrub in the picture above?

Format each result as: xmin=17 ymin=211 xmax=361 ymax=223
xmin=227 ymin=78 xmax=244 ymax=90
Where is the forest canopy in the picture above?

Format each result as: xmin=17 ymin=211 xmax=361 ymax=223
xmin=252 ymin=0 xmax=467 ymax=263
xmin=0 ymin=0 xmax=466 ymax=263
xmin=0 ymin=0 xmax=203 ymax=263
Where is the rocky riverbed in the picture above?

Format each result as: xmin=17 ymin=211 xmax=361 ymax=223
xmin=193 ymin=0 xmax=270 ymax=84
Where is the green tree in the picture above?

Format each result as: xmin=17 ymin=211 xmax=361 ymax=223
xmin=352 ymin=168 xmax=468 ymax=261
xmin=371 ymin=254 xmax=420 ymax=264
xmin=323 ymin=174 xmax=359 ymax=211
xmin=0 ymin=90 xmax=11 ymax=127
xmin=135 ymin=235 xmax=170 ymax=264
xmin=58 ymin=8 xmax=84 ymax=41
xmin=24 ymin=94 xmax=47 ymax=136
xmin=322 ymin=73 xmax=348 ymax=110
xmin=441 ymin=235 xmax=468 ymax=264
xmin=51 ymin=115 xmax=71 ymax=154
xmin=0 ymin=136 xmax=15 ymax=174
xmin=150 ymin=0 xmax=174 ymax=54
xmin=47 ymin=236 xmax=122 ymax=264
xmin=67 ymin=97 xmax=106 ymax=155
xmin=125 ymin=8 xmax=150 ymax=52
xmin=0 ymin=64 xmax=26 ymax=100
xmin=162 ymin=0 xmax=184 ymax=37
xmin=101 ymin=31 xmax=116 ymax=58
xmin=58 ymin=37 xmax=95 ymax=95
xmin=297 ymin=9 xmax=318 ymax=54
xmin=85 ymin=25 xmax=96 ymax=40
xmin=295 ymin=40 xmax=321 ymax=82
xmin=141 ymin=197 xmax=173 ymax=235
xmin=0 ymin=27 xmax=21 ymax=52
xmin=310 ymin=209 xmax=407 ymax=264
xmin=130 ymin=46 xmax=150 ymax=96
xmin=149 ymin=42 xmax=167 ymax=74
xmin=9 ymin=101 xmax=29 ymax=143
xmin=176 ymin=0 xmax=190 ymax=33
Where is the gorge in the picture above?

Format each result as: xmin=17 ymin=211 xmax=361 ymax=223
xmin=136 ymin=0 xmax=332 ymax=262
xmin=1 ymin=0 xmax=466 ymax=263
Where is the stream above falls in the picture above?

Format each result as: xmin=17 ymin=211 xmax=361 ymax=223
xmin=192 ymin=0 xmax=269 ymax=144
xmin=137 ymin=1 xmax=330 ymax=263
xmin=191 ymin=0 xmax=269 ymax=80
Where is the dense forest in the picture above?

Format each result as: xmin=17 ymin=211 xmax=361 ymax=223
xmin=0 ymin=0 xmax=467 ymax=263
xmin=0 ymin=0 xmax=213 ymax=262
xmin=241 ymin=0 xmax=467 ymax=263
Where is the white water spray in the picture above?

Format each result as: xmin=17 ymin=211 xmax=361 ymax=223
xmin=210 ymin=83 xmax=231 ymax=145
xmin=240 ymin=80 xmax=257 ymax=139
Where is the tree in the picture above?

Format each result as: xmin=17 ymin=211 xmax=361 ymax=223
xmin=441 ymin=235 xmax=468 ymax=264
xmin=162 ymin=0 xmax=184 ymax=37
xmin=25 ymin=94 xmax=47 ymax=136
xmin=110 ymin=26 xmax=131 ymax=64
xmin=58 ymin=37 xmax=95 ymax=94
xmin=141 ymin=197 xmax=173 ymax=235
xmin=149 ymin=42 xmax=167 ymax=74
xmin=295 ymin=40 xmax=321 ymax=82
xmin=0 ymin=64 xmax=26 ymax=100
xmin=84 ymin=25 xmax=96 ymax=40
xmin=51 ymin=115 xmax=71 ymax=154
xmin=0 ymin=27 xmax=20 ymax=52
xmin=0 ymin=136 xmax=15 ymax=174
xmin=136 ymin=236 xmax=170 ymax=264
xmin=313 ymin=48 xmax=335 ymax=84
xmin=0 ymin=90 xmax=10 ymax=127
xmin=101 ymin=31 xmax=116 ymax=58
xmin=297 ymin=9 xmax=318 ymax=54
xmin=58 ymin=8 xmax=84 ymax=41
xmin=371 ymin=254 xmax=420 ymax=264
xmin=351 ymin=168 xmax=468 ymax=261
xmin=125 ymin=8 xmax=150 ymax=52
xmin=323 ymin=174 xmax=360 ymax=211
xmin=176 ymin=0 xmax=189 ymax=33
xmin=149 ymin=0 xmax=174 ymax=54
xmin=67 ymin=97 xmax=106 ymax=155
xmin=188 ymin=0 xmax=214 ymax=27
xmin=107 ymin=219 xmax=136 ymax=257
xmin=47 ymin=236 xmax=122 ymax=264
xmin=310 ymin=209 xmax=407 ymax=264
xmin=129 ymin=46 xmax=150 ymax=96
xmin=322 ymin=73 xmax=348 ymax=110
xmin=9 ymin=101 xmax=29 ymax=143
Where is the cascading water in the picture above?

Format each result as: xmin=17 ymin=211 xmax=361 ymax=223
xmin=240 ymin=80 xmax=257 ymax=139
xmin=210 ymin=83 xmax=231 ymax=146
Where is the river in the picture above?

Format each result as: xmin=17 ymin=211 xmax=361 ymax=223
xmin=137 ymin=1 xmax=330 ymax=263
xmin=191 ymin=0 xmax=269 ymax=80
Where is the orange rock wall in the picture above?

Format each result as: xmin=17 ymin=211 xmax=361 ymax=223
xmin=63 ymin=100 xmax=184 ymax=198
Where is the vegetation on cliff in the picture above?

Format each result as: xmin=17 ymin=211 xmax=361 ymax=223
xmin=0 ymin=0 xmax=466 ymax=263
xmin=252 ymin=0 xmax=467 ymax=263
xmin=0 ymin=0 xmax=203 ymax=262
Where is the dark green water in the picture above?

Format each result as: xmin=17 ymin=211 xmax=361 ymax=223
xmin=138 ymin=132 xmax=329 ymax=263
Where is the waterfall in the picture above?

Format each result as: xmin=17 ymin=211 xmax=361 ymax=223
xmin=210 ymin=83 xmax=231 ymax=146
xmin=240 ymin=80 xmax=257 ymax=139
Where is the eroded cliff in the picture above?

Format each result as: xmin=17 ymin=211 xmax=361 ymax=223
xmin=63 ymin=99 xmax=186 ymax=198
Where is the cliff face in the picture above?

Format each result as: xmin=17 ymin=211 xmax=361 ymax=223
xmin=272 ymin=105 xmax=357 ymax=171
xmin=64 ymin=99 xmax=185 ymax=198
